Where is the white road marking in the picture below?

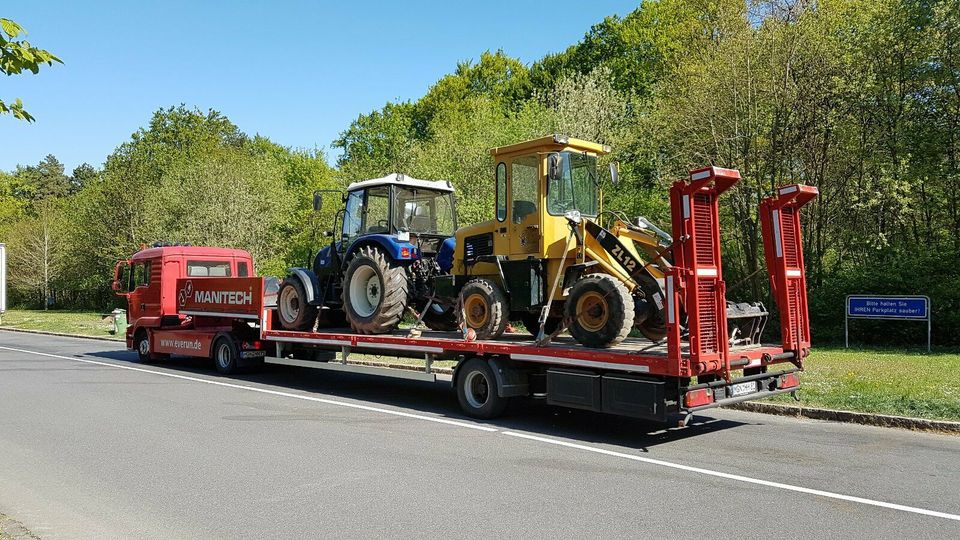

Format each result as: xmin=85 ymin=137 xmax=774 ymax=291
xmin=0 ymin=345 xmax=496 ymax=433
xmin=3 ymin=343 xmax=959 ymax=523
xmin=502 ymin=431 xmax=960 ymax=522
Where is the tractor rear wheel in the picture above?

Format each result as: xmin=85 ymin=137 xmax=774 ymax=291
xmin=277 ymin=277 xmax=318 ymax=331
xmin=459 ymin=279 xmax=508 ymax=340
xmin=342 ymin=246 xmax=409 ymax=334
xmin=565 ymin=274 xmax=634 ymax=348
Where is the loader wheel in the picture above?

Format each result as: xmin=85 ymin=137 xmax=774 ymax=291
xmin=342 ymin=246 xmax=409 ymax=334
xmin=421 ymin=303 xmax=459 ymax=332
xmin=460 ymin=279 xmax=509 ymax=340
xmin=565 ymin=274 xmax=634 ymax=348
xmin=278 ymin=277 xmax=319 ymax=331
xmin=519 ymin=312 xmax=562 ymax=338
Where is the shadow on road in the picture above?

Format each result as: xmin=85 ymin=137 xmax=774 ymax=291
xmin=87 ymin=349 xmax=755 ymax=452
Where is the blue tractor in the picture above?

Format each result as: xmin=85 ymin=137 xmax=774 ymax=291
xmin=277 ymin=173 xmax=459 ymax=334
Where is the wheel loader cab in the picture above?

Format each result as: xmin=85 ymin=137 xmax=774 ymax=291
xmin=454 ymin=134 xmax=609 ymax=287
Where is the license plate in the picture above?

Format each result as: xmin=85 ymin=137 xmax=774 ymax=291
xmin=730 ymin=381 xmax=757 ymax=397
xmin=240 ymin=350 xmax=266 ymax=359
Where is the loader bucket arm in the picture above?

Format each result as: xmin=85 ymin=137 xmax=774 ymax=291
xmin=759 ymin=184 xmax=818 ymax=361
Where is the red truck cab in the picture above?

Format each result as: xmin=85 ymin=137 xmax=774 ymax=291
xmin=113 ymin=245 xmax=258 ymax=360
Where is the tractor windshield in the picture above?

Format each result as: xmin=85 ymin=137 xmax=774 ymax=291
xmin=547 ymin=151 xmax=598 ymax=217
xmin=393 ymin=187 xmax=456 ymax=236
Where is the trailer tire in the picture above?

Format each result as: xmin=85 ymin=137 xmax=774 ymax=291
xmin=459 ymin=279 xmax=509 ymax=340
xmin=342 ymin=246 xmax=409 ymax=334
xmin=134 ymin=329 xmax=153 ymax=363
xmin=213 ymin=336 xmax=240 ymax=375
xmin=565 ymin=274 xmax=634 ymax=348
xmin=456 ymin=358 xmax=508 ymax=419
xmin=278 ymin=277 xmax=319 ymax=331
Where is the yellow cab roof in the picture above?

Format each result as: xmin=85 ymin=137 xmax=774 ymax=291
xmin=489 ymin=134 xmax=611 ymax=157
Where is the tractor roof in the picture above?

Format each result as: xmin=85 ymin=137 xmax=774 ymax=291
xmin=489 ymin=134 xmax=611 ymax=157
xmin=347 ymin=173 xmax=454 ymax=193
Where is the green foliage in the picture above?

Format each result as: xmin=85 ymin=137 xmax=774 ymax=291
xmin=0 ymin=17 xmax=62 ymax=122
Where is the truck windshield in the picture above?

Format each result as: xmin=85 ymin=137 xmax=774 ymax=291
xmin=547 ymin=152 xmax=598 ymax=216
xmin=393 ymin=187 xmax=456 ymax=236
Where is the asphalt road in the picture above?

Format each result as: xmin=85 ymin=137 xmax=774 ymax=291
xmin=0 ymin=331 xmax=957 ymax=539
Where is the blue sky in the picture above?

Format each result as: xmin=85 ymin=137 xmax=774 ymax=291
xmin=2 ymin=1 xmax=640 ymax=172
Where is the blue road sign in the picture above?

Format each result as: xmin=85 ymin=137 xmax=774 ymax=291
xmin=845 ymin=295 xmax=931 ymax=351
xmin=847 ymin=296 xmax=928 ymax=319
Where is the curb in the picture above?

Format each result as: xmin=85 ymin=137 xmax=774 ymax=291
xmin=0 ymin=326 xmax=124 ymax=343
xmin=2 ymin=327 xmax=956 ymax=434
xmin=726 ymin=401 xmax=960 ymax=434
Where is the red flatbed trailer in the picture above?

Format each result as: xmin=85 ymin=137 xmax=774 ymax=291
xmin=141 ymin=173 xmax=817 ymax=423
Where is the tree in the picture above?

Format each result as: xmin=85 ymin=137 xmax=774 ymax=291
xmin=0 ymin=18 xmax=62 ymax=122
xmin=7 ymin=199 xmax=65 ymax=308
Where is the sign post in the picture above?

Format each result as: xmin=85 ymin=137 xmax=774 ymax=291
xmin=845 ymin=295 xmax=930 ymax=351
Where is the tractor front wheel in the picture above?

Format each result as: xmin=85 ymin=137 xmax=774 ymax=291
xmin=459 ymin=279 xmax=509 ymax=340
xmin=342 ymin=246 xmax=409 ymax=334
xmin=277 ymin=277 xmax=318 ymax=331
xmin=565 ymin=274 xmax=634 ymax=348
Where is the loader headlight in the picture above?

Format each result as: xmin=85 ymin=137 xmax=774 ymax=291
xmin=564 ymin=210 xmax=582 ymax=224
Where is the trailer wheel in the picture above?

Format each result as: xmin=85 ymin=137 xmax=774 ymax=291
xmin=213 ymin=336 xmax=240 ymax=375
xmin=565 ymin=274 xmax=634 ymax=348
xmin=342 ymin=246 xmax=409 ymax=334
xmin=459 ymin=279 xmax=508 ymax=340
xmin=134 ymin=329 xmax=152 ymax=363
xmin=278 ymin=277 xmax=319 ymax=331
xmin=456 ymin=358 xmax=508 ymax=419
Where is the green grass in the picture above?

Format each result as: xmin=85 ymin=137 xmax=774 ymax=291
xmin=0 ymin=309 xmax=123 ymax=340
xmin=769 ymin=347 xmax=960 ymax=421
xmin=1 ymin=310 xmax=957 ymax=421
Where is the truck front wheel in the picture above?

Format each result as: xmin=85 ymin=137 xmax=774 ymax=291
xmin=342 ymin=246 xmax=409 ymax=334
xmin=134 ymin=330 xmax=152 ymax=363
xmin=456 ymin=358 xmax=508 ymax=419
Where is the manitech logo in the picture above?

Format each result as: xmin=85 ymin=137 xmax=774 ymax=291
xmin=178 ymin=280 xmax=194 ymax=307
xmin=178 ymin=279 xmax=254 ymax=307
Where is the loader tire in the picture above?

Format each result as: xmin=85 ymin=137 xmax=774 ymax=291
xmin=342 ymin=246 xmax=408 ymax=334
xmin=459 ymin=279 xmax=508 ymax=340
xmin=277 ymin=277 xmax=319 ymax=331
xmin=565 ymin=274 xmax=634 ymax=348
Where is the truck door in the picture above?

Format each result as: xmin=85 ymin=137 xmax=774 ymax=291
xmin=509 ymin=154 xmax=541 ymax=257
xmin=127 ymin=258 xmax=161 ymax=323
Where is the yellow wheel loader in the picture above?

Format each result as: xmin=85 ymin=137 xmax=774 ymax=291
xmin=432 ymin=134 xmax=765 ymax=349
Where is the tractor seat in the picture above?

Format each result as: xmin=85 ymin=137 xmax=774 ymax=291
xmin=367 ymin=226 xmax=389 ymax=234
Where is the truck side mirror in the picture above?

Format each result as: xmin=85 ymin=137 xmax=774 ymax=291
xmin=609 ymin=162 xmax=620 ymax=186
xmin=548 ymin=153 xmax=561 ymax=181
xmin=313 ymin=191 xmax=322 ymax=212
